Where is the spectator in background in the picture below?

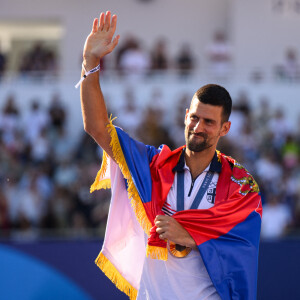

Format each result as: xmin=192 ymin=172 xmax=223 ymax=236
xmin=236 ymin=124 xmax=259 ymax=169
xmin=150 ymin=39 xmax=168 ymax=74
xmin=53 ymin=159 xmax=79 ymax=189
xmin=254 ymin=97 xmax=272 ymax=140
xmin=0 ymin=43 xmax=6 ymax=81
xmin=261 ymin=193 xmax=292 ymax=239
xmin=17 ymin=170 xmax=50 ymax=230
xmin=233 ymin=91 xmax=251 ymax=117
xmin=30 ymin=128 xmax=51 ymax=164
xmin=296 ymin=114 xmax=300 ymax=140
xmin=207 ymin=31 xmax=232 ymax=80
xmin=3 ymin=176 xmax=20 ymax=229
xmin=19 ymin=168 xmax=53 ymax=208
xmin=226 ymin=91 xmax=251 ymax=140
xmin=48 ymin=93 xmax=66 ymax=134
xmin=44 ymin=48 xmax=58 ymax=76
xmin=175 ymin=43 xmax=194 ymax=78
xmin=52 ymin=127 xmax=74 ymax=163
xmin=136 ymin=103 xmax=175 ymax=149
xmin=119 ymin=39 xmax=150 ymax=80
xmin=171 ymin=93 xmax=191 ymax=147
xmin=147 ymin=88 xmax=166 ymax=124
xmin=0 ymin=95 xmax=20 ymax=150
xmin=24 ymin=101 xmax=49 ymax=146
xmin=255 ymin=151 xmax=283 ymax=193
xmin=115 ymin=87 xmax=141 ymax=138
xmin=75 ymin=132 xmax=100 ymax=164
xmin=282 ymin=134 xmax=300 ymax=170
xmin=1 ymin=95 xmax=19 ymax=116
xmin=47 ymin=186 xmax=74 ymax=229
xmin=275 ymin=48 xmax=300 ymax=82
xmin=115 ymin=35 xmax=137 ymax=72
xmin=268 ymin=108 xmax=292 ymax=152
xmin=0 ymin=190 xmax=10 ymax=234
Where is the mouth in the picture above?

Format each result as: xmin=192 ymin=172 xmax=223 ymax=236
xmin=192 ymin=134 xmax=203 ymax=138
xmin=190 ymin=132 xmax=207 ymax=139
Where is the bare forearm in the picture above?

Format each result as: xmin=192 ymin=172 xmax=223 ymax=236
xmin=79 ymin=12 xmax=119 ymax=157
xmin=80 ymin=60 xmax=110 ymax=142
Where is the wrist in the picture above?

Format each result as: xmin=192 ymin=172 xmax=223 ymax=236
xmin=82 ymin=56 xmax=100 ymax=70
xmin=184 ymin=236 xmax=197 ymax=249
xmin=75 ymin=62 xmax=101 ymax=88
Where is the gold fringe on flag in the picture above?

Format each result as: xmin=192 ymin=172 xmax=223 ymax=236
xmin=146 ymin=245 xmax=168 ymax=261
xmin=91 ymin=117 xmax=168 ymax=298
xmin=99 ymin=118 xmax=153 ymax=235
xmin=90 ymin=151 xmax=111 ymax=192
xmin=95 ymin=252 xmax=138 ymax=300
xmin=89 ymin=117 xmax=169 ymax=254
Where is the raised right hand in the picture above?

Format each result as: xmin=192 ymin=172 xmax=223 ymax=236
xmin=83 ymin=11 xmax=120 ymax=66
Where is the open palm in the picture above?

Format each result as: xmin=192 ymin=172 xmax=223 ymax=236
xmin=83 ymin=11 xmax=120 ymax=61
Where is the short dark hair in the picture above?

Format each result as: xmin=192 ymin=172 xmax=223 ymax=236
xmin=194 ymin=84 xmax=232 ymax=122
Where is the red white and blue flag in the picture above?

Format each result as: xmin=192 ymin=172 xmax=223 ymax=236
xmin=91 ymin=121 xmax=262 ymax=300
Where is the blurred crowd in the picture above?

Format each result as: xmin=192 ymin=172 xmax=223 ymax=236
xmin=0 ymin=41 xmax=58 ymax=81
xmin=109 ymin=35 xmax=196 ymax=79
xmin=0 ymin=32 xmax=300 ymax=241
xmin=0 ymin=32 xmax=232 ymax=81
xmin=18 ymin=42 xmax=58 ymax=78
xmin=0 ymin=94 xmax=111 ymax=240
xmin=1 ymin=33 xmax=300 ymax=83
xmin=0 ymin=85 xmax=300 ymax=241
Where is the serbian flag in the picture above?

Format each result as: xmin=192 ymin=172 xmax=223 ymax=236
xmin=91 ymin=119 xmax=262 ymax=300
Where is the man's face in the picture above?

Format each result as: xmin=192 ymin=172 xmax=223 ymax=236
xmin=184 ymin=98 xmax=230 ymax=152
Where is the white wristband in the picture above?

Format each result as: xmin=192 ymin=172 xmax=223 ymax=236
xmin=75 ymin=63 xmax=101 ymax=88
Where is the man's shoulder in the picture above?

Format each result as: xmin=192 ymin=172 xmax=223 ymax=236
xmin=217 ymin=151 xmax=235 ymax=169
xmin=217 ymin=151 xmax=251 ymax=173
xmin=217 ymin=151 xmax=260 ymax=195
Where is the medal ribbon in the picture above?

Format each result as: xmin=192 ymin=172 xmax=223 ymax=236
xmin=177 ymin=170 xmax=214 ymax=211
xmin=169 ymin=170 xmax=214 ymax=258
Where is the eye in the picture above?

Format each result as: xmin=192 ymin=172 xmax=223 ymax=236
xmin=205 ymin=119 xmax=214 ymax=125
xmin=190 ymin=115 xmax=198 ymax=121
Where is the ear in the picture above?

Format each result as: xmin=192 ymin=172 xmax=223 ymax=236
xmin=220 ymin=121 xmax=231 ymax=137
xmin=184 ymin=108 xmax=189 ymax=125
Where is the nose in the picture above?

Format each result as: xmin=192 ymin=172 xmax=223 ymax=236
xmin=193 ymin=119 xmax=205 ymax=133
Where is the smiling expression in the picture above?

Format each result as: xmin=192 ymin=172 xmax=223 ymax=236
xmin=184 ymin=98 xmax=231 ymax=153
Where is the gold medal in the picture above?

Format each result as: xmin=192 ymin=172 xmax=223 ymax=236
xmin=168 ymin=241 xmax=192 ymax=258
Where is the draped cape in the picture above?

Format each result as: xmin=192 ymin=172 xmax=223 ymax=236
xmin=91 ymin=121 xmax=262 ymax=300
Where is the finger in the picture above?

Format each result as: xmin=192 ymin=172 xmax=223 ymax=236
xmin=109 ymin=14 xmax=117 ymax=35
xmin=105 ymin=35 xmax=120 ymax=55
xmin=155 ymin=215 xmax=166 ymax=222
xmin=111 ymin=35 xmax=120 ymax=49
xmin=156 ymin=215 xmax=171 ymax=225
xmin=92 ymin=18 xmax=98 ymax=33
xmin=159 ymin=233 xmax=166 ymax=240
xmin=156 ymin=227 xmax=165 ymax=234
xmin=99 ymin=12 xmax=105 ymax=30
xmin=155 ymin=220 xmax=167 ymax=228
xmin=103 ymin=11 xmax=111 ymax=31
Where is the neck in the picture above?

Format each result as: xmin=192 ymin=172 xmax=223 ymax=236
xmin=185 ymin=147 xmax=216 ymax=179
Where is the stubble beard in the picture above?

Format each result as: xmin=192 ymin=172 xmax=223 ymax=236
xmin=185 ymin=131 xmax=212 ymax=152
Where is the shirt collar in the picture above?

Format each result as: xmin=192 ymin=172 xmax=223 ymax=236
xmin=173 ymin=149 xmax=222 ymax=173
